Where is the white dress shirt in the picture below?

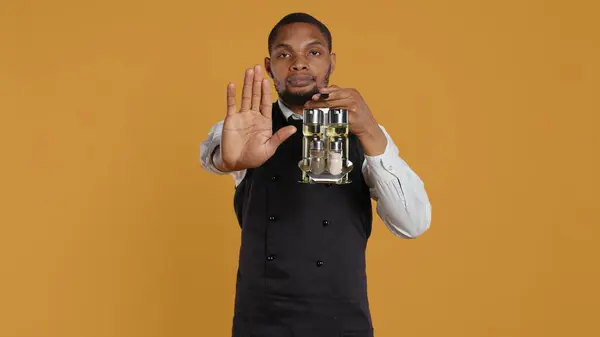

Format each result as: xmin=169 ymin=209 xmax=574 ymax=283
xmin=199 ymin=100 xmax=432 ymax=239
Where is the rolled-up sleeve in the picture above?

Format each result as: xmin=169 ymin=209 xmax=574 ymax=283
xmin=362 ymin=126 xmax=432 ymax=239
xmin=199 ymin=120 xmax=228 ymax=175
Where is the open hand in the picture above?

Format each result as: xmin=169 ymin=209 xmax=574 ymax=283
xmin=220 ymin=65 xmax=297 ymax=171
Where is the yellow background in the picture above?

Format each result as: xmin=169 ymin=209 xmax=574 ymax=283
xmin=1 ymin=0 xmax=599 ymax=336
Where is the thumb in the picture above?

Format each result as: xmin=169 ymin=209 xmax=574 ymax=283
xmin=265 ymin=125 xmax=297 ymax=155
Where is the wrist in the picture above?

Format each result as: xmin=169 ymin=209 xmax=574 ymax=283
xmin=211 ymin=146 xmax=230 ymax=173
xmin=358 ymin=123 xmax=387 ymax=156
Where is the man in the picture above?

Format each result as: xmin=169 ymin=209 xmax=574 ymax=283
xmin=200 ymin=12 xmax=431 ymax=337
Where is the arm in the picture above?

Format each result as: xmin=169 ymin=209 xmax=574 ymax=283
xmin=361 ymin=125 xmax=432 ymax=239
xmin=302 ymin=86 xmax=431 ymax=237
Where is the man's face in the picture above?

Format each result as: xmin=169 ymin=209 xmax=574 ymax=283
xmin=265 ymin=22 xmax=336 ymax=107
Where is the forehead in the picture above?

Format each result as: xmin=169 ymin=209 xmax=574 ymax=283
xmin=272 ymin=22 xmax=328 ymax=49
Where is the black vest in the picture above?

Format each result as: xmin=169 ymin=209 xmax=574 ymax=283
xmin=231 ymin=102 xmax=375 ymax=337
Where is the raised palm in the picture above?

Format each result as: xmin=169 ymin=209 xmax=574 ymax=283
xmin=220 ymin=65 xmax=297 ymax=171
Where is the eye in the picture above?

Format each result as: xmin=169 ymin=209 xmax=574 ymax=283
xmin=309 ymin=50 xmax=321 ymax=56
xmin=278 ymin=52 xmax=290 ymax=58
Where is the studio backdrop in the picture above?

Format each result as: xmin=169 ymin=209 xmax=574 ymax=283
xmin=1 ymin=1 xmax=598 ymax=336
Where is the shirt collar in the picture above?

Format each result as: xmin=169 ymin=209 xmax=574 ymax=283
xmin=277 ymin=100 xmax=303 ymax=120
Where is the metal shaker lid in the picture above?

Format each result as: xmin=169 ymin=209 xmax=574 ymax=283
xmin=303 ymin=109 xmax=323 ymax=124
xmin=330 ymin=138 xmax=343 ymax=152
xmin=310 ymin=136 xmax=324 ymax=151
xmin=328 ymin=108 xmax=348 ymax=124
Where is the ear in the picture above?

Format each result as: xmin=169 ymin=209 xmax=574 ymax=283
xmin=330 ymin=52 xmax=336 ymax=75
xmin=264 ymin=57 xmax=273 ymax=78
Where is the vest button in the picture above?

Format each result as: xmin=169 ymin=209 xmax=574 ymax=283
xmin=316 ymin=260 xmax=324 ymax=267
xmin=322 ymin=220 xmax=329 ymax=226
xmin=271 ymin=175 xmax=278 ymax=181
xmin=268 ymin=216 xmax=276 ymax=221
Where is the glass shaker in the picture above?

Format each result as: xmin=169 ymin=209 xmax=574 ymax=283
xmin=309 ymin=136 xmax=326 ymax=174
xmin=328 ymin=138 xmax=344 ymax=175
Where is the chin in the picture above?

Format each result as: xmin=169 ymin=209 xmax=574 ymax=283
xmin=279 ymin=90 xmax=317 ymax=106
xmin=288 ymin=84 xmax=318 ymax=96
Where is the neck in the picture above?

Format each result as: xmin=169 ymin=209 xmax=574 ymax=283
xmin=279 ymin=99 xmax=306 ymax=115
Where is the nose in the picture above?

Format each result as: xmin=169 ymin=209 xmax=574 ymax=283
xmin=290 ymin=55 xmax=309 ymax=71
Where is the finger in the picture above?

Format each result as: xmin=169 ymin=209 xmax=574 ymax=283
xmin=304 ymin=97 xmax=354 ymax=109
xmin=311 ymin=89 xmax=351 ymax=101
xmin=266 ymin=125 xmax=297 ymax=156
xmin=241 ymin=68 xmax=254 ymax=111
xmin=260 ymin=78 xmax=272 ymax=119
xmin=226 ymin=83 xmax=237 ymax=116
xmin=251 ymin=65 xmax=263 ymax=111
xmin=317 ymin=85 xmax=342 ymax=93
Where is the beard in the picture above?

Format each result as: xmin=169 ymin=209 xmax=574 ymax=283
xmin=278 ymin=87 xmax=320 ymax=106
xmin=276 ymin=65 xmax=331 ymax=107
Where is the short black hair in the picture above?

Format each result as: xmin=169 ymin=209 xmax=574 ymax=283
xmin=267 ymin=12 xmax=332 ymax=54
